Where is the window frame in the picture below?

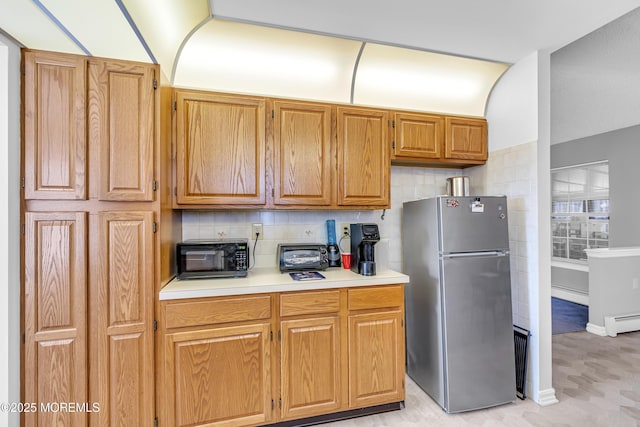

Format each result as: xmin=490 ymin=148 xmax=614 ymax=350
xmin=551 ymin=161 xmax=609 ymax=263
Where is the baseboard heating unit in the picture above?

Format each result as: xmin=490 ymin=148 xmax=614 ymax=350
xmin=604 ymin=313 xmax=640 ymax=337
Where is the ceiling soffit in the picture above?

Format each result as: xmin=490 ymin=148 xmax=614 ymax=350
xmin=175 ymin=18 xmax=508 ymax=116
xmin=1 ymin=0 xmax=509 ymax=116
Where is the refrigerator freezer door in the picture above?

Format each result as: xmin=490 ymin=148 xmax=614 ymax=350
xmin=441 ymin=253 xmax=515 ymax=413
xmin=438 ymin=196 xmax=509 ymax=254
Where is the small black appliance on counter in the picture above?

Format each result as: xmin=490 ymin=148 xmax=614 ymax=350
xmin=176 ymin=239 xmax=249 ymax=280
xmin=277 ymin=243 xmax=329 ymax=272
xmin=350 ymin=223 xmax=380 ymax=276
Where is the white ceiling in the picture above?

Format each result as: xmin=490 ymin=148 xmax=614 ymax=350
xmin=2 ymin=0 xmax=640 ymax=115
xmin=3 ymin=0 xmax=640 ymax=66
xmin=210 ymin=0 xmax=640 ymax=63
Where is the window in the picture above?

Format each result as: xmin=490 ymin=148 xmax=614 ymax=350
xmin=551 ymin=162 xmax=609 ymax=262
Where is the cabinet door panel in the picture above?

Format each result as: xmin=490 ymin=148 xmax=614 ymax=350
xmin=273 ymin=101 xmax=333 ymax=206
xmin=23 ymin=212 xmax=87 ymax=426
xmin=281 ymin=317 xmax=341 ymax=419
xmin=89 ymin=60 xmax=156 ymax=201
xmin=348 ymin=311 xmax=404 ymax=408
xmin=175 ymin=91 xmax=266 ymax=205
xmin=92 ymin=211 xmax=154 ymax=426
xmin=166 ymin=324 xmax=272 ymax=427
xmin=444 ymin=117 xmax=487 ymax=161
xmin=23 ymin=51 xmax=86 ymax=200
xmin=337 ymin=107 xmax=389 ymax=207
xmin=393 ymin=112 xmax=443 ymax=160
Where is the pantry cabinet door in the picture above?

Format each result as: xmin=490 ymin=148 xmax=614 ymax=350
xmin=23 ymin=51 xmax=86 ymax=200
xmin=91 ymin=211 xmax=155 ymax=426
xmin=23 ymin=212 xmax=87 ymax=427
xmin=89 ymin=59 xmax=156 ymax=201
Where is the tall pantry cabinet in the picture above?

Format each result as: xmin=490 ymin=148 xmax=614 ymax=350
xmin=21 ymin=49 xmax=179 ymax=426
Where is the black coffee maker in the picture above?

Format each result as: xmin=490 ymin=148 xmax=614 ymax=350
xmin=350 ymin=223 xmax=380 ymax=276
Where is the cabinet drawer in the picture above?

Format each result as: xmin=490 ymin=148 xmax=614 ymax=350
xmin=280 ymin=290 xmax=340 ymax=317
xmin=165 ymin=295 xmax=272 ymax=329
xmin=348 ymin=285 xmax=403 ymax=311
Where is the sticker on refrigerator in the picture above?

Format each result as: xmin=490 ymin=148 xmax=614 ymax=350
xmin=471 ymin=201 xmax=484 ymax=212
xmin=446 ymin=199 xmax=460 ymax=208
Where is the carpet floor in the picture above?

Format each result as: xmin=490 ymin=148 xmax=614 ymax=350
xmin=552 ymin=297 xmax=589 ymax=334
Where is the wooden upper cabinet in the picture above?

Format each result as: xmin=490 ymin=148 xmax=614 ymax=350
xmin=23 ymin=212 xmax=87 ymax=426
xmin=23 ymin=50 xmax=86 ymax=200
xmin=392 ymin=112 xmax=443 ymax=160
xmin=444 ymin=116 xmax=488 ymax=161
xmin=91 ymin=211 xmax=155 ymax=426
xmin=175 ymin=90 xmax=266 ymax=205
xmin=336 ymin=107 xmax=389 ymax=207
xmin=272 ymin=101 xmax=333 ymax=206
xmin=89 ymin=59 xmax=156 ymax=201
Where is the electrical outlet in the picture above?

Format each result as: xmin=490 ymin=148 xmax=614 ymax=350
xmin=340 ymin=223 xmax=350 ymax=236
xmin=252 ymin=223 xmax=263 ymax=240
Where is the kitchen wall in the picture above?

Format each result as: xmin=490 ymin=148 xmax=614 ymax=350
xmin=551 ymin=125 xmax=640 ymax=248
xmin=0 ymin=31 xmax=22 ymax=427
xmin=550 ymin=7 xmax=640 ymax=296
xmin=181 ymin=167 xmax=463 ymax=272
xmin=465 ymin=50 xmax=556 ymax=406
xmin=586 ymin=249 xmax=640 ymax=332
xmin=550 ymin=126 xmax=640 ymax=298
xmin=182 ymin=50 xmax=553 ymax=405
xmin=551 ymin=6 xmax=640 ymax=145
xmin=466 ymin=141 xmax=538 ymax=330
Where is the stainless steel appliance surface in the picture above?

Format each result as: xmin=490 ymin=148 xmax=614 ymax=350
xmin=277 ymin=243 xmax=329 ymax=272
xmin=402 ymin=196 xmax=515 ymax=413
xmin=177 ymin=239 xmax=249 ymax=280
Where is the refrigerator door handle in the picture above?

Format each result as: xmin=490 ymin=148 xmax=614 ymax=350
xmin=442 ymin=250 xmax=509 ymax=259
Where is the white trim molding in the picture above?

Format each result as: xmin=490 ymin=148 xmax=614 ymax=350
xmin=0 ymin=42 xmax=9 ymax=427
xmin=551 ymin=259 xmax=589 ymax=272
xmin=585 ymin=247 xmax=640 ymax=258
xmin=586 ymin=322 xmax=607 ymax=336
xmin=537 ymin=388 xmax=559 ymax=406
xmin=551 ymin=286 xmax=589 ymax=306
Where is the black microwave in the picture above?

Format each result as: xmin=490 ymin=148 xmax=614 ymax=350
xmin=177 ymin=239 xmax=249 ymax=280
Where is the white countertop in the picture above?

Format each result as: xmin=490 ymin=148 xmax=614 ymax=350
xmin=159 ymin=267 xmax=410 ymax=300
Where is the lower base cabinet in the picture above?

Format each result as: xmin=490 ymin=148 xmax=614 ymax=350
xmin=158 ymin=285 xmax=405 ymax=427
xmin=348 ymin=311 xmax=404 ymax=408
xmin=280 ymin=316 xmax=341 ymax=420
xmin=164 ymin=323 xmax=272 ymax=427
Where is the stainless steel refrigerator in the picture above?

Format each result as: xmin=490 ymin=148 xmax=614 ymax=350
xmin=402 ymin=196 xmax=515 ymax=413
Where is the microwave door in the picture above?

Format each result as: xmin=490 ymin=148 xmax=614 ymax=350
xmin=185 ymin=250 xmax=224 ymax=272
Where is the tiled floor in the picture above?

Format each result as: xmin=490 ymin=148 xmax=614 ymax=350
xmin=324 ymin=331 xmax=640 ymax=427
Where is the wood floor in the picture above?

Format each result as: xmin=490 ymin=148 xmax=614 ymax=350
xmin=324 ymin=331 xmax=640 ymax=426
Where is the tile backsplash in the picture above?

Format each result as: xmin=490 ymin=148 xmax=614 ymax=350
xmin=181 ymin=166 xmax=463 ymax=271
xmin=466 ymin=141 xmax=538 ymax=330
